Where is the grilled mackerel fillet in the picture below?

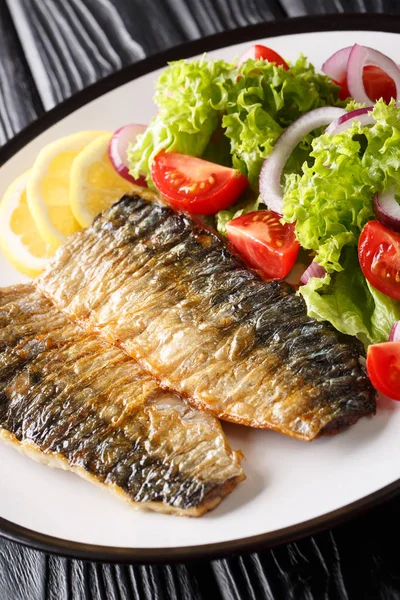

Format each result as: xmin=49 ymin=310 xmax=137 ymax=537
xmin=38 ymin=188 xmax=376 ymax=440
xmin=0 ymin=284 xmax=244 ymax=516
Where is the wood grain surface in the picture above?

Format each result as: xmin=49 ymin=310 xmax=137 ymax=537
xmin=1 ymin=496 xmax=399 ymax=599
xmin=0 ymin=0 xmax=400 ymax=599
xmin=0 ymin=1 xmax=43 ymax=145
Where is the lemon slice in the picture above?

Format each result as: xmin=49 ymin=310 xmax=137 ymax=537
xmin=0 ymin=170 xmax=54 ymax=277
xmin=70 ymin=133 xmax=135 ymax=228
xmin=27 ymin=131 xmax=108 ymax=249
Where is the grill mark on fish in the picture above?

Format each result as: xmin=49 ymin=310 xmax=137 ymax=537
xmin=0 ymin=284 xmax=244 ymax=516
xmin=38 ymin=189 xmax=376 ymax=440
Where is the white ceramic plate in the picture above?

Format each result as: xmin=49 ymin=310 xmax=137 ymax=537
xmin=0 ymin=15 xmax=399 ymax=562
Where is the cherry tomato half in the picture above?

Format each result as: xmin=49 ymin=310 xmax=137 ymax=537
xmin=367 ymin=342 xmax=400 ymax=400
xmin=335 ymin=76 xmax=350 ymax=100
xmin=336 ymin=66 xmax=396 ymax=102
xmin=226 ymin=210 xmax=300 ymax=279
xmin=237 ymin=44 xmax=289 ymax=70
xmin=151 ymin=151 xmax=248 ymax=215
xmin=358 ymin=220 xmax=400 ymax=301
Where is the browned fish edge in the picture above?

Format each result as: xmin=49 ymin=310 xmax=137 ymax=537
xmin=0 ymin=428 xmax=243 ymax=518
xmin=87 ymin=360 xmax=370 ymax=442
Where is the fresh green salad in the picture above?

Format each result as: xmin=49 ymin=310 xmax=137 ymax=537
xmin=128 ymin=54 xmax=342 ymax=189
xmin=284 ymin=100 xmax=400 ymax=344
xmin=120 ymin=42 xmax=400 ymax=400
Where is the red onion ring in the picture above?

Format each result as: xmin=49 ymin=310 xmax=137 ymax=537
xmin=347 ymin=44 xmax=400 ymax=104
xmin=259 ymin=106 xmax=346 ymax=214
xmin=322 ymin=46 xmax=352 ymax=84
xmin=389 ymin=321 xmax=400 ymax=341
xmin=325 ymin=106 xmax=375 ymax=135
xmin=108 ymin=124 xmax=148 ymax=185
xmin=373 ymin=190 xmax=400 ymax=232
xmin=300 ymin=261 xmax=326 ymax=285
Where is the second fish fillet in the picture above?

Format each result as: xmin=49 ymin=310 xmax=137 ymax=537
xmin=0 ymin=284 xmax=244 ymax=516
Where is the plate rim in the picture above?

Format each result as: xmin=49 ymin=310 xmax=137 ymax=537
xmin=1 ymin=12 xmax=399 ymax=563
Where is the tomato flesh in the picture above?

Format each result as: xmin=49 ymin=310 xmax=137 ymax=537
xmin=238 ymin=44 xmax=289 ymax=70
xmin=336 ymin=65 xmax=396 ymax=102
xmin=367 ymin=342 xmax=400 ymax=400
xmin=335 ymin=76 xmax=350 ymax=101
xmin=358 ymin=220 xmax=400 ymax=301
xmin=151 ymin=151 xmax=248 ymax=215
xmin=226 ymin=210 xmax=300 ymax=279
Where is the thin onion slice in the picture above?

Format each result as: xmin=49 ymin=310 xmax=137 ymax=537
xmin=373 ymin=189 xmax=400 ymax=232
xmin=300 ymin=261 xmax=326 ymax=285
xmin=321 ymin=46 xmax=352 ymax=83
xmin=259 ymin=106 xmax=346 ymax=214
xmin=347 ymin=44 xmax=400 ymax=103
xmin=325 ymin=106 xmax=375 ymax=135
xmin=389 ymin=321 xmax=400 ymax=341
xmin=108 ymin=124 xmax=148 ymax=184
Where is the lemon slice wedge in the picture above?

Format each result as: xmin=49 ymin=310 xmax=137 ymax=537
xmin=70 ymin=133 xmax=135 ymax=228
xmin=27 ymin=131 xmax=108 ymax=249
xmin=0 ymin=170 xmax=54 ymax=277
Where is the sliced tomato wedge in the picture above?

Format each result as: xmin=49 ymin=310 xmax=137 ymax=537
xmin=367 ymin=342 xmax=400 ymax=400
xmin=151 ymin=151 xmax=248 ymax=215
xmin=358 ymin=220 xmax=400 ymax=301
xmin=336 ymin=65 xmax=396 ymax=102
xmin=335 ymin=76 xmax=350 ymax=100
xmin=226 ymin=210 xmax=300 ymax=279
xmin=237 ymin=44 xmax=289 ymax=70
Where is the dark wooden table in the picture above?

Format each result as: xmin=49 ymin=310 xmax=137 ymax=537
xmin=1 ymin=1 xmax=400 ymax=598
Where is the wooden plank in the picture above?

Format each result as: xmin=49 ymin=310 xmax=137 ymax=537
xmin=0 ymin=541 xmax=45 ymax=600
xmin=280 ymin=0 xmax=400 ymax=16
xmin=6 ymin=0 xmax=145 ymax=109
xmin=1 ymin=496 xmax=400 ymax=599
xmin=5 ymin=0 xmax=284 ymax=110
xmin=0 ymin=0 xmax=43 ymax=146
xmin=1 ymin=2 xmax=400 ymax=600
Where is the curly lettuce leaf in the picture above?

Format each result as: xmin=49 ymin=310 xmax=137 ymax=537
xmin=300 ymin=248 xmax=400 ymax=344
xmin=128 ymin=57 xmax=234 ymax=181
xmin=128 ymin=54 xmax=342 ymax=192
xmin=283 ymin=100 xmax=400 ymax=272
xmin=222 ymin=55 xmax=344 ymax=188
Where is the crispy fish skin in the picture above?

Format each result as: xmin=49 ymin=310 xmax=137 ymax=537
xmin=0 ymin=284 xmax=244 ymax=516
xmin=38 ymin=190 xmax=376 ymax=440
